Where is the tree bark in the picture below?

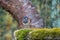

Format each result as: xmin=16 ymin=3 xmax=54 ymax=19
xmin=0 ymin=0 xmax=43 ymax=28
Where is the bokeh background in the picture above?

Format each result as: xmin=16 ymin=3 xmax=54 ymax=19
xmin=0 ymin=0 xmax=60 ymax=40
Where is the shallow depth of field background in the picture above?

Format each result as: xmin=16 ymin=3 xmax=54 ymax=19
xmin=0 ymin=0 xmax=60 ymax=40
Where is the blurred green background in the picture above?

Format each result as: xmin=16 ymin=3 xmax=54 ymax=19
xmin=0 ymin=8 xmax=18 ymax=40
xmin=31 ymin=0 xmax=60 ymax=28
xmin=0 ymin=0 xmax=60 ymax=40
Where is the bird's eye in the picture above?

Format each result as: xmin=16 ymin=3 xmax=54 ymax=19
xmin=23 ymin=16 xmax=28 ymax=24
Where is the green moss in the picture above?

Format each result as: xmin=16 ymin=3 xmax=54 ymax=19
xmin=29 ymin=28 xmax=60 ymax=40
xmin=15 ymin=29 xmax=32 ymax=40
xmin=14 ymin=28 xmax=60 ymax=40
